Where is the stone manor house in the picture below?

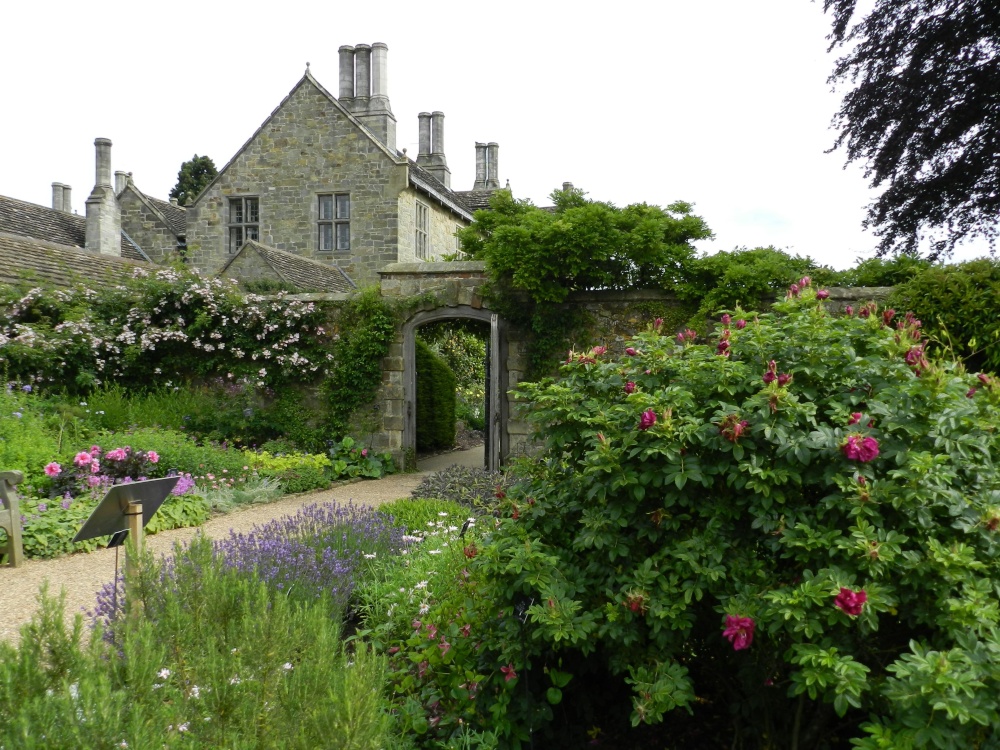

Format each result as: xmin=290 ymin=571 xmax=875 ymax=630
xmin=0 ymin=43 xmax=505 ymax=290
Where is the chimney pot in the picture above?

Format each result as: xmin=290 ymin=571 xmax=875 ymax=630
xmin=562 ymin=182 xmax=574 ymax=192
xmin=62 ymin=185 xmax=72 ymax=213
xmin=94 ymin=138 xmax=112 ymax=188
xmin=338 ymin=45 xmax=355 ymax=101
xmin=354 ymin=44 xmax=371 ymax=101
xmin=431 ymin=111 xmax=446 ymax=156
xmin=115 ymin=171 xmax=129 ymax=195
xmin=370 ymin=42 xmax=390 ymax=111
xmin=52 ymin=182 xmax=65 ymax=212
xmin=473 ymin=143 xmax=487 ymax=190
xmin=486 ymin=142 xmax=500 ymax=190
xmin=170 ymin=198 xmax=179 ymax=206
xmin=417 ymin=112 xmax=432 ymax=160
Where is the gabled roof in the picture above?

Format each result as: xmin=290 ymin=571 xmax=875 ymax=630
xmin=218 ymin=240 xmax=356 ymax=293
xmin=0 ymin=231 xmax=151 ymax=288
xmin=120 ymin=182 xmax=187 ymax=238
xmin=191 ymin=70 xmax=405 ymax=208
xmin=408 ymin=162 xmax=475 ymax=221
xmin=454 ymin=189 xmax=497 ymax=212
xmin=0 ymin=193 xmax=146 ymax=260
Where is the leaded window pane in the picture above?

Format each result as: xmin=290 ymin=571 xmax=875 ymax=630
xmin=336 ymin=223 xmax=350 ymax=251
xmin=319 ymin=195 xmax=334 ymax=221
xmin=336 ymin=194 xmax=350 ymax=220
xmin=246 ymin=198 xmax=259 ymax=223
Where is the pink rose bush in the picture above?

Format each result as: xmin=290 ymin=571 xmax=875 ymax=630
xmin=479 ymin=292 xmax=1000 ymax=746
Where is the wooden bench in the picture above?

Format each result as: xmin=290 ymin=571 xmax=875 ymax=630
xmin=0 ymin=470 xmax=25 ymax=567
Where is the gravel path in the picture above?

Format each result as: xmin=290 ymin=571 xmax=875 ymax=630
xmin=0 ymin=447 xmax=483 ymax=645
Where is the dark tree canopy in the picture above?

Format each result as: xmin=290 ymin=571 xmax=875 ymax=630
xmin=825 ymin=0 xmax=1000 ymax=259
xmin=169 ymin=154 xmax=218 ymax=206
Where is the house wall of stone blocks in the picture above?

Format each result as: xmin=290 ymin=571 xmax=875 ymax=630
xmin=185 ymin=78 xmax=407 ymax=288
xmin=395 ymin=189 xmax=465 ymax=263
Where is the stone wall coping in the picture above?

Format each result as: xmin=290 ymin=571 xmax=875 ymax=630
xmin=269 ymin=292 xmax=352 ymax=302
xmin=568 ymin=288 xmax=675 ymax=303
xmin=380 ymin=261 xmax=486 ymax=275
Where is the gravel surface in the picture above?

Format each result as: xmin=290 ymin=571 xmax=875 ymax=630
xmin=0 ymin=472 xmax=427 ymax=645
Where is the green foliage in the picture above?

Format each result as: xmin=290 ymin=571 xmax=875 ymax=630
xmin=832 ymin=254 xmax=931 ymax=287
xmin=0 ymin=387 xmax=60 ymax=479
xmin=411 ymin=465 xmax=513 ymax=516
xmin=889 ymin=258 xmax=1000 ymax=374
xmin=421 ymin=322 xmax=488 ymax=431
xmin=415 ymin=338 xmax=457 ymax=451
xmin=168 ymin=154 xmax=217 ymax=206
xmin=0 ymin=549 xmax=391 ymax=749
xmin=459 ymin=187 xmax=711 ymax=380
xmin=469 ymin=284 xmax=1000 ymax=746
xmin=249 ymin=450 xmax=331 ymax=494
xmin=459 ymin=187 xmax=711 ymax=303
xmin=328 ymin=436 xmax=395 ymax=479
xmin=96 ymin=427 xmax=249 ymax=478
xmin=677 ymin=246 xmax=833 ymax=326
xmin=326 ymin=287 xmax=397 ymax=436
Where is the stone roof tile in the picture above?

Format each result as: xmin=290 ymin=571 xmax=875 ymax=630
xmin=0 ymin=232 xmax=152 ymax=288
xmin=225 ymin=241 xmax=356 ymax=293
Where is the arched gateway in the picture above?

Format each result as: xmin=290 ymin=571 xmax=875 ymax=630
xmin=402 ymin=307 xmax=506 ymax=471
xmin=379 ymin=262 xmax=523 ymax=472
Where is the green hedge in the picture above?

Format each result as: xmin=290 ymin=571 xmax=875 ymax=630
xmin=415 ymin=338 xmax=456 ymax=451
xmin=889 ymin=258 xmax=1000 ymax=373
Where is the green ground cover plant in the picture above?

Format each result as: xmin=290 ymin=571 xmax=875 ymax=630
xmin=459 ymin=282 xmax=1000 ymax=747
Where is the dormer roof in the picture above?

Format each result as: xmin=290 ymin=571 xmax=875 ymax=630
xmin=218 ymin=240 xmax=356 ymax=293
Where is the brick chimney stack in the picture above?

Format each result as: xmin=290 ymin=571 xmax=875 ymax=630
xmin=85 ymin=138 xmax=121 ymax=255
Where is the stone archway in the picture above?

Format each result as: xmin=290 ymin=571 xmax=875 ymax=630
xmin=402 ymin=306 xmax=507 ymax=471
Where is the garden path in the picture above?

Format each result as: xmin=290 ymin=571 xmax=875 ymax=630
xmin=0 ymin=446 xmax=484 ymax=645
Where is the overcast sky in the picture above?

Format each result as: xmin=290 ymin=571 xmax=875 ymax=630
xmin=0 ymin=0 xmax=986 ymax=269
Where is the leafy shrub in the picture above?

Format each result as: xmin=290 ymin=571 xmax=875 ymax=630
xmin=889 ymin=257 xmax=1000 ymax=373
xmin=832 ymin=254 xmax=930 ymax=287
xmin=249 ymin=450 xmax=331 ymax=494
xmin=410 ymin=465 xmax=513 ymax=515
xmin=0 ymin=386 xmax=60 ymax=479
xmin=471 ymin=283 xmax=1000 ymax=748
xmin=676 ymin=246 xmax=833 ymax=326
xmin=416 ymin=338 xmax=456 ymax=451
xmin=197 ymin=476 xmax=283 ymax=513
xmin=97 ymin=427 xmax=249 ymax=478
xmin=328 ymin=436 xmax=395 ymax=479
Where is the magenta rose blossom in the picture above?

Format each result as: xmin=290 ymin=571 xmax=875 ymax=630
xmin=721 ymin=314 xmax=732 ymax=325
xmin=624 ymin=381 xmax=636 ymax=394
xmin=843 ymin=435 xmax=880 ymax=462
xmin=833 ymin=587 xmax=868 ymax=616
xmin=736 ymin=319 xmax=747 ymax=329
xmin=777 ymin=373 xmax=792 ymax=387
xmin=722 ymin=615 xmax=755 ymax=651
xmin=638 ymin=409 xmax=657 ymax=431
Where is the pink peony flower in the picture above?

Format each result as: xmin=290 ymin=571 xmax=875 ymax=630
xmin=44 ymin=462 xmax=61 ymax=477
xmin=722 ymin=615 xmax=755 ymax=651
xmin=653 ymin=317 xmax=663 ymax=330
xmin=788 ymin=283 xmax=800 ymax=298
xmin=777 ymin=373 xmax=792 ymax=387
xmin=591 ymin=346 xmax=607 ymax=356
xmin=799 ymin=276 xmax=811 ymax=287
xmin=625 ymin=347 xmax=638 ymax=356
xmin=845 ymin=305 xmax=854 ymax=316
xmin=817 ymin=289 xmax=830 ymax=300
xmin=763 ymin=371 xmax=776 ymax=385
xmin=361 ymin=448 xmax=368 ymax=457
xmin=721 ymin=314 xmax=732 ymax=325
xmin=676 ymin=332 xmax=685 ymax=344
xmin=624 ymin=381 xmax=636 ymax=394
xmin=833 ymin=587 xmax=867 ymax=616
xmin=89 ymin=445 xmax=101 ymax=456
xmin=736 ymin=319 xmax=747 ymax=329
xmin=74 ymin=451 xmax=93 ymax=467
xmin=843 ymin=435 xmax=880 ymax=462
xmin=146 ymin=451 xmax=159 ymax=464
xmin=848 ymin=412 xmax=863 ymax=426
xmin=91 ymin=462 xmax=101 ymax=474
xmin=883 ymin=309 xmax=896 ymax=326
xmin=968 ymin=387 xmax=977 ymax=398
xmin=638 ymin=409 xmax=657 ymax=431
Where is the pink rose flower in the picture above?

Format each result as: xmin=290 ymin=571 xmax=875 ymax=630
xmin=44 ymin=462 xmax=61 ymax=477
xmin=833 ymin=587 xmax=867 ymax=616
xmin=722 ymin=615 xmax=755 ymax=651
xmin=843 ymin=435 xmax=880 ymax=462
xmin=638 ymin=409 xmax=657 ymax=431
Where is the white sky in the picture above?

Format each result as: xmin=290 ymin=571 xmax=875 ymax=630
xmin=0 ymin=0 xmax=987 ymax=269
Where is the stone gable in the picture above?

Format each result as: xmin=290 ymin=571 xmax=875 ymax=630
xmin=185 ymin=75 xmax=408 ymax=287
xmin=119 ymin=186 xmax=183 ymax=264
